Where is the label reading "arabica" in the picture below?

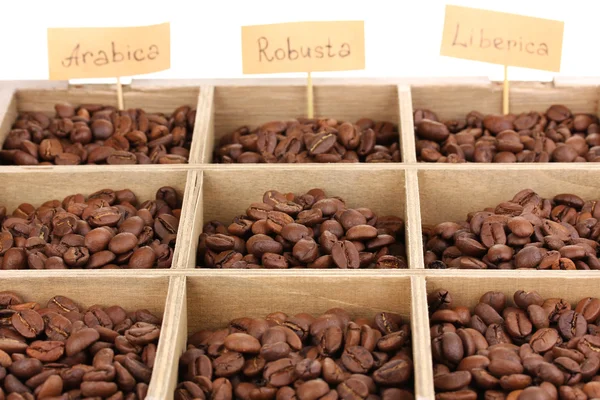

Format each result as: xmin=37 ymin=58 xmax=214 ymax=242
xmin=47 ymin=23 xmax=170 ymax=80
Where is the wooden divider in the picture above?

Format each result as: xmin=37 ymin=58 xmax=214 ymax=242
xmin=410 ymin=275 xmax=434 ymax=399
xmin=2 ymin=78 xmax=600 ymax=399
xmin=404 ymin=167 xmax=425 ymax=270
xmin=171 ymin=170 xmax=202 ymax=269
xmin=398 ymin=84 xmax=417 ymax=163
xmin=147 ymin=275 xmax=187 ymax=400
xmin=192 ymin=85 xmax=214 ymax=164
xmin=0 ymin=87 xmax=17 ymax=148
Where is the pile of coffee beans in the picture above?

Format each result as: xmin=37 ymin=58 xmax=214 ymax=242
xmin=176 ymin=308 xmax=414 ymax=399
xmin=0 ymin=187 xmax=181 ymax=269
xmin=414 ymin=105 xmax=600 ymax=163
xmin=0 ymin=291 xmax=161 ymax=399
xmin=429 ymin=288 xmax=600 ymax=399
xmin=423 ymin=189 xmax=600 ymax=270
xmin=198 ymin=189 xmax=406 ymax=269
xmin=214 ymin=118 xmax=400 ymax=163
xmin=1 ymin=103 xmax=196 ymax=165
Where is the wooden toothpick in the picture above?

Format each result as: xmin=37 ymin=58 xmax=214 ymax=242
xmin=116 ymin=76 xmax=124 ymax=111
xmin=502 ymin=65 xmax=509 ymax=115
xmin=307 ymin=71 xmax=314 ymax=118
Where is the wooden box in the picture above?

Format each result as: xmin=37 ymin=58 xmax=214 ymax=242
xmin=2 ymin=78 xmax=600 ymax=399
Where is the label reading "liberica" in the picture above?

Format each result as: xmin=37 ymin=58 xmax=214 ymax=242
xmin=440 ymin=5 xmax=563 ymax=72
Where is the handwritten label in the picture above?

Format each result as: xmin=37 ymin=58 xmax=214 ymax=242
xmin=47 ymin=23 xmax=170 ymax=80
xmin=440 ymin=5 xmax=563 ymax=72
xmin=241 ymin=21 xmax=365 ymax=74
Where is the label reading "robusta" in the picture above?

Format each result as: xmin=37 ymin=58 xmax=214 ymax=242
xmin=241 ymin=21 xmax=365 ymax=74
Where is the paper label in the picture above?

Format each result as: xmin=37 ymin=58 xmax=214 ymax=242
xmin=47 ymin=22 xmax=171 ymax=80
xmin=241 ymin=21 xmax=365 ymax=74
xmin=440 ymin=5 xmax=563 ymax=72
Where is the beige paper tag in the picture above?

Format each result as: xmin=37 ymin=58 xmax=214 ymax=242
xmin=440 ymin=5 xmax=563 ymax=72
xmin=241 ymin=21 xmax=365 ymax=74
xmin=47 ymin=23 xmax=171 ymax=80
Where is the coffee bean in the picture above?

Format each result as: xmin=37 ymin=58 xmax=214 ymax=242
xmin=504 ymin=309 xmax=532 ymax=339
xmin=341 ymin=346 xmax=373 ymax=373
xmin=297 ymin=378 xmax=329 ymax=400
xmin=84 ymin=228 xmax=114 ymax=253
xmin=375 ymin=312 xmax=402 ymax=334
xmin=575 ymin=297 xmax=600 ymax=322
xmin=199 ymin=189 xmax=405 ymax=268
xmin=373 ymin=359 xmax=412 ymax=385
xmin=430 ymin=289 xmax=600 ymax=398
xmin=224 ymin=333 xmax=261 ymax=353
xmin=128 ymin=247 xmax=157 ymax=269
xmin=416 ymin=105 xmax=600 ymax=163
xmin=215 ymin=118 xmax=399 ymax=163
xmin=425 ymin=189 xmax=600 ymax=270
xmin=180 ymin=309 xmax=413 ymax=397
xmin=25 ymin=340 xmax=64 ymax=362
xmin=557 ymin=310 xmax=587 ymax=339
xmin=12 ymin=310 xmax=43 ymax=338
xmin=3 ymin=103 xmax=195 ymax=165
xmin=0 ymin=187 xmax=180 ymax=269
xmin=9 ymin=357 xmax=43 ymax=379
xmin=331 ymin=241 xmax=360 ymax=269
xmin=0 ymin=291 xmax=161 ymax=398
xmin=434 ymin=371 xmax=472 ymax=391
xmin=65 ymin=328 xmax=100 ymax=356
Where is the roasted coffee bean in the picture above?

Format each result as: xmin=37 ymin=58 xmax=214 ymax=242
xmin=331 ymin=240 xmax=360 ymax=269
xmin=198 ymin=189 xmax=405 ymax=268
xmin=0 ymin=291 xmax=161 ymax=398
xmin=26 ymin=340 xmax=64 ymax=362
xmin=3 ymin=103 xmax=195 ymax=165
xmin=178 ymin=309 xmax=413 ymax=397
xmin=416 ymin=105 xmax=600 ymax=163
xmin=430 ymin=288 xmax=600 ymax=398
xmin=575 ymin=297 xmax=600 ymax=322
xmin=0 ymin=187 xmax=181 ymax=269
xmin=215 ymin=118 xmax=399 ymax=163
xmin=424 ymin=189 xmax=600 ymax=270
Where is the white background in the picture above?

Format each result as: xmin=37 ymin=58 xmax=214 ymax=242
xmin=0 ymin=0 xmax=596 ymax=83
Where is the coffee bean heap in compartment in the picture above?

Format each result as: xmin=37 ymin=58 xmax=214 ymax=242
xmin=214 ymin=118 xmax=400 ymax=163
xmin=176 ymin=308 xmax=414 ymax=399
xmin=198 ymin=189 xmax=406 ymax=269
xmin=429 ymin=288 xmax=600 ymax=400
xmin=0 ymin=187 xmax=181 ymax=269
xmin=414 ymin=105 xmax=600 ymax=163
xmin=0 ymin=291 xmax=161 ymax=399
xmin=423 ymin=189 xmax=600 ymax=270
xmin=1 ymin=103 xmax=196 ymax=165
